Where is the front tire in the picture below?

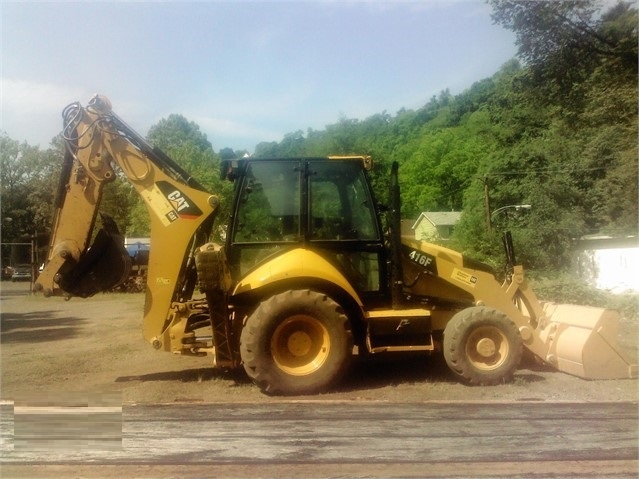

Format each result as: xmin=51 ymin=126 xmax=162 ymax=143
xmin=240 ymin=289 xmax=353 ymax=395
xmin=443 ymin=306 xmax=522 ymax=385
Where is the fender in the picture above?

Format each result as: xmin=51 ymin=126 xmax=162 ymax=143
xmin=232 ymin=248 xmax=362 ymax=306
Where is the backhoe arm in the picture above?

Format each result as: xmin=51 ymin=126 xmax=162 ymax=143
xmin=36 ymin=95 xmax=221 ymax=347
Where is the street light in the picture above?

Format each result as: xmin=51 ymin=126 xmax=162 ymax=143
xmin=491 ymin=204 xmax=532 ymax=219
xmin=488 ymin=204 xmax=531 ymax=232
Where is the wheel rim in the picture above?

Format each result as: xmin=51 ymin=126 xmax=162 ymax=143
xmin=271 ymin=314 xmax=331 ymax=376
xmin=465 ymin=325 xmax=509 ymax=371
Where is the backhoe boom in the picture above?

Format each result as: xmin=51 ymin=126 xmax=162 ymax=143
xmin=36 ymin=95 xmax=221 ymax=352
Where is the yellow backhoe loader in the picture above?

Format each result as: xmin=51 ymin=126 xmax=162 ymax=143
xmin=35 ymin=95 xmax=636 ymax=395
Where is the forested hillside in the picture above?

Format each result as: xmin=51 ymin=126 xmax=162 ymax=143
xmin=1 ymin=0 xmax=636 ymax=278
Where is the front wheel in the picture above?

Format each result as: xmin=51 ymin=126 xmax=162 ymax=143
xmin=240 ymin=289 xmax=353 ymax=395
xmin=443 ymin=306 xmax=522 ymax=385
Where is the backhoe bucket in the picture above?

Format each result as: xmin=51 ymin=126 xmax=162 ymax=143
xmin=56 ymin=215 xmax=131 ymax=298
xmin=542 ymin=303 xmax=637 ymax=380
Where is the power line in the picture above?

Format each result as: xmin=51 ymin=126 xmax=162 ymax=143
xmin=479 ymin=164 xmax=614 ymax=178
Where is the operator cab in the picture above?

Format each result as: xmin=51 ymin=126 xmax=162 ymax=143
xmin=224 ymin=157 xmax=390 ymax=305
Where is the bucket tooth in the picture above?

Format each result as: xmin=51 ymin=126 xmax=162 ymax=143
xmin=543 ymin=303 xmax=637 ymax=380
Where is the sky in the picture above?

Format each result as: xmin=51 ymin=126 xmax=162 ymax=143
xmin=1 ymin=0 xmax=518 ymax=153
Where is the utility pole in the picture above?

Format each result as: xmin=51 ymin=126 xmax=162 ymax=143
xmin=30 ymin=232 xmax=37 ymax=293
xmin=484 ymin=176 xmax=492 ymax=233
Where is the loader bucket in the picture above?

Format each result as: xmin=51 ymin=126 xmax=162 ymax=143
xmin=542 ymin=303 xmax=637 ymax=380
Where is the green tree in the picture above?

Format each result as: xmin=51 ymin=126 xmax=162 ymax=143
xmin=489 ymin=0 xmax=637 ymax=72
xmin=0 ymin=134 xmax=66 ymax=266
xmin=454 ymin=0 xmax=639 ymax=272
xmin=23 ymin=137 xmax=65 ymax=238
xmin=147 ymin=114 xmax=213 ymax=152
xmin=143 ymin=114 xmax=233 ymax=241
xmin=0 ymin=134 xmax=64 ymax=241
xmin=1 ymin=134 xmax=32 ymax=243
xmin=489 ymin=0 xmax=637 ymax=111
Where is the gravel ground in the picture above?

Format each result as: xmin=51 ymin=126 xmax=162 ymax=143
xmin=1 ymin=281 xmax=637 ymax=405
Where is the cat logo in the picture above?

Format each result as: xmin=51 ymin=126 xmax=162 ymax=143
xmin=156 ymin=181 xmax=203 ymax=219
xmin=451 ymin=268 xmax=478 ymax=288
xmin=167 ymin=190 xmax=190 ymax=212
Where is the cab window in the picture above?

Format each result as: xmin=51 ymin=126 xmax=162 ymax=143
xmin=309 ymin=161 xmax=378 ymax=241
xmin=232 ymin=161 xmax=300 ymax=243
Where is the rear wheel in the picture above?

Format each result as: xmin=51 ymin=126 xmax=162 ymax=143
xmin=240 ymin=289 xmax=353 ymax=395
xmin=443 ymin=306 xmax=522 ymax=385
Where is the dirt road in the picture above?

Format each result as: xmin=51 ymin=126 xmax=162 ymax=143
xmin=1 ymin=281 xmax=637 ymax=404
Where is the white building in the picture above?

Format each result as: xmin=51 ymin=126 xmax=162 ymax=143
xmin=575 ymin=236 xmax=639 ymax=293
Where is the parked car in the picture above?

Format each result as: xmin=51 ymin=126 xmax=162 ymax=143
xmin=11 ymin=265 xmax=32 ymax=282
xmin=2 ymin=266 xmax=14 ymax=281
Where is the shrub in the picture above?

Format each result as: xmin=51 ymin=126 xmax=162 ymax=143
xmin=531 ymin=274 xmax=639 ymax=319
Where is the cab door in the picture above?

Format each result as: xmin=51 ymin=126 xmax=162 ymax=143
xmin=306 ymin=160 xmax=389 ymax=305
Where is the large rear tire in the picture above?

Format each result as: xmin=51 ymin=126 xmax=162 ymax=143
xmin=443 ymin=306 xmax=522 ymax=385
xmin=240 ymin=289 xmax=353 ymax=395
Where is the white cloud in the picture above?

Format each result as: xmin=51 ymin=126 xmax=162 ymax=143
xmin=0 ymin=78 xmax=92 ymax=146
xmin=192 ymin=114 xmax=282 ymax=146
